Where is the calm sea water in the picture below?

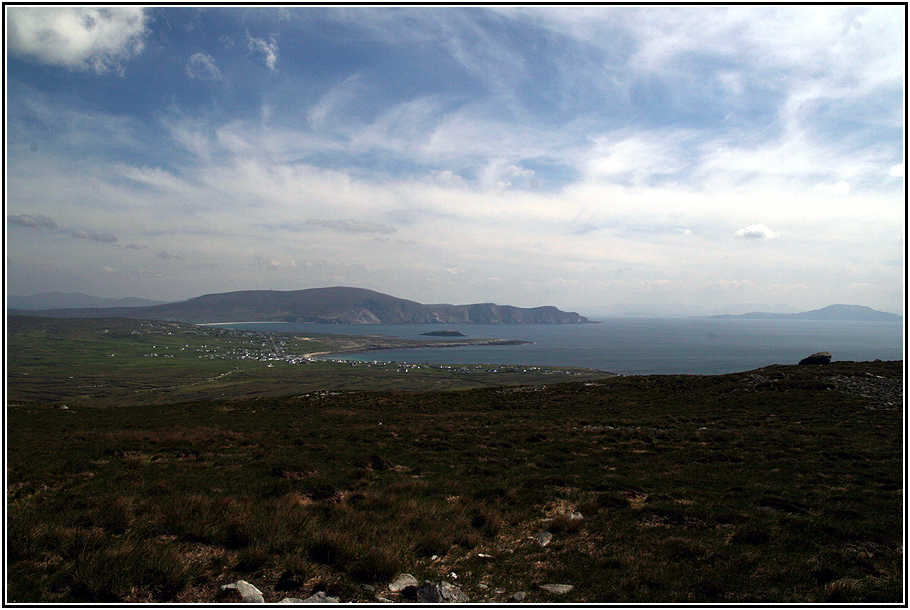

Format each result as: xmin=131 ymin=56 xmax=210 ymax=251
xmin=211 ymin=318 xmax=904 ymax=376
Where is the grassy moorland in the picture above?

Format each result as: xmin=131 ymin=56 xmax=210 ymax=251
xmin=5 ymin=316 xmax=905 ymax=603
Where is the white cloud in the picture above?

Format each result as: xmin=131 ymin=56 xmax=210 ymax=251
xmin=585 ymin=129 xmax=696 ymax=184
xmin=246 ymin=33 xmax=279 ymax=71
xmin=814 ymin=181 xmax=850 ymax=195
xmin=888 ymin=163 xmax=904 ymax=178
xmin=6 ymin=7 xmax=147 ymax=73
xmin=72 ymin=229 xmax=118 ymax=243
xmin=734 ymin=224 xmax=776 ymax=240
xmin=255 ymin=255 xmax=297 ymax=269
xmin=185 ymin=53 xmax=222 ymax=80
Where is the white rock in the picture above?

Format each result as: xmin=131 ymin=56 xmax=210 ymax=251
xmin=416 ymin=581 xmax=469 ymax=603
xmin=389 ymin=573 xmax=419 ymax=592
xmin=535 ymin=531 xmax=553 ymax=546
xmin=302 ymin=591 xmax=339 ymax=603
xmin=539 ymin=583 xmax=574 ymax=595
xmin=221 ymin=580 xmax=264 ymax=603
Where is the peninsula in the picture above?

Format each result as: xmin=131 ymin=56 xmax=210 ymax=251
xmin=9 ymin=286 xmax=592 ymax=325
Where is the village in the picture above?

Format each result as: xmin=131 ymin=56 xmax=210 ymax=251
xmin=135 ymin=326 xmax=589 ymax=378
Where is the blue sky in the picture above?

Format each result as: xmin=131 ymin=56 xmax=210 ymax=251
xmin=5 ymin=6 xmax=905 ymax=314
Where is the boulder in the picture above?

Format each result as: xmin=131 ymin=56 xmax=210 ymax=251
xmin=416 ymin=580 xmax=470 ymax=603
xmin=388 ymin=573 xmax=419 ymax=592
xmin=221 ymin=580 xmax=264 ymax=603
xmin=799 ymin=351 xmax=832 ymax=365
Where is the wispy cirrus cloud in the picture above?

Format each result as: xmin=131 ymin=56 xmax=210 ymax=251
xmin=186 ymin=52 xmax=222 ymax=80
xmin=306 ymin=218 xmax=397 ymax=235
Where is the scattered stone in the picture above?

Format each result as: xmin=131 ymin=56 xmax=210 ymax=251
xmin=535 ymin=531 xmax=553 ymax=546
xmin=278 ymin=598 xmax=305 ymax=604
xmin=416 ymin=580 xmax=470 ymax=603
xmin=477 ymin=553 xmax=493 ymax=558
xmin=828 ymin=374 xmax=903 ymax=410
xmin=221 ymin=580 xmax=264 ymax=603
xmin=539 ymin=583 xmax=574 ymax=595
xmin=301 ymin=591 xmax=340 ymax=603
xmin=512 ymin=591 xmax=526 ymax=601
xmin=799 ymin=351 xmax=832 ymax=365
xmin=389 ymin=573 xmax=419 ymax=592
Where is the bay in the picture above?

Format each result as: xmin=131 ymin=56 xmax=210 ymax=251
xmin=210 ymin=318 xmax=903 ymax=376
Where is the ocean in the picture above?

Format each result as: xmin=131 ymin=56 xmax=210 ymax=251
xmin=208 ymin=317 xmax=904 ymax=376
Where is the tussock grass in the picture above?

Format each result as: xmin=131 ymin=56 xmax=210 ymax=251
xmin=7 ymin=360 xmax=904 ymax=602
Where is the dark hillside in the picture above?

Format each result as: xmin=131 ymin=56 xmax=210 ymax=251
xmin=7 ymin=360 xmax=903 ymax=603
xmin=8 ymin=286 xmax=591 ymax=325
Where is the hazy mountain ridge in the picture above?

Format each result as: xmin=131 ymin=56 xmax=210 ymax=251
xmin=8 ymin=292 xmax=167 ymax=310
xmin=709 ymin=304 xmax=901 ymax=322
xmin=8 ymin=287 xmax=592 ymax=325
xmin=584 ymin=302 xmax=801 ymax=318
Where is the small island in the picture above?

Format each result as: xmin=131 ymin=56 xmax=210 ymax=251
xmin=420 ymin=330 xmax=467 ymax=337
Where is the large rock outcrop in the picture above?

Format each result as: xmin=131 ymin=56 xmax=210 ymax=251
xmin=799 ymin=351 xmax=832 ymax=365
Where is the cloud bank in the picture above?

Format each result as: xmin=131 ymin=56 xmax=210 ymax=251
xmin=8 ymin=214 xmax=57 ymax=229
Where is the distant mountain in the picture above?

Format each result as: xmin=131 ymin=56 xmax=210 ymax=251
xmin=711 ymin=304 xmax=901 ymax=322
xmin=709 ymin=303 xmax=800 ymax=316
xmin=8 ymin=286 xmax=592 ymax=325
xmin=584 ymin=302 xmax=803 ymax=318
xmin=7 ymin=292 xmax=167 ymax=310
xmin=585 ymin=302 xmax=710 ymax=318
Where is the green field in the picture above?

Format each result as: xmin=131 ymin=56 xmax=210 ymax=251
xmin=6 ymin=316 xmax=614 ymax=405
xmin=5 ymin=316 xmax=905 ymax=603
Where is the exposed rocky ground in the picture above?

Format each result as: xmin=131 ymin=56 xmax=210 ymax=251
xmin=827 ymin=372 xmax=903 ymax=410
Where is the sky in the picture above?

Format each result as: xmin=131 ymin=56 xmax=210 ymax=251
xmin=5 ymin=6 xmax=906 ymax=315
